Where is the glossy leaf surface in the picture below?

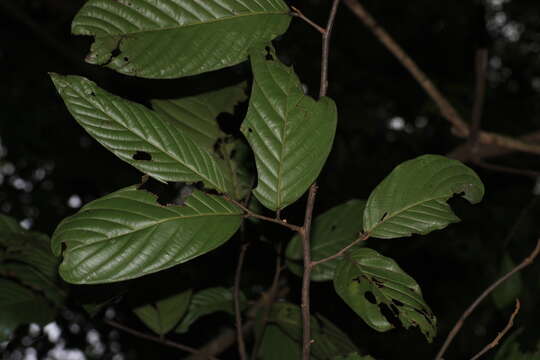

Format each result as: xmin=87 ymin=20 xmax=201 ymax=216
xmin=287 ymin=200 xmax=366 ymax=281
xmin=241 ymin=45 xmax=337 ymax=210
xmin=334 ymin=248 xmax=436 ymax=342
xmin=50 ymin=74 xmax=230 ymax=193
xmin=51 ymin=186 xmax=242 ymax=284
xmin=363 ymin=155 xmax=484 ymax=239
xmin=134 ymin=290 xmax=192 ymax=335
xmin=72 ymin=0 xmax=291 ymax=78
xmin=176 ymin=287 xmax=245 ymax=333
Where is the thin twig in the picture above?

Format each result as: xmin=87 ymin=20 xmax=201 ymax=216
xmin=343 ymin=0 xmax=540 ymax=156
xmin=223 ymin=195 xmax=302 ymax=232
xmin=319 ymin=0 xmax=341 ymax=99
xmin=472 ymin=159 xmax=540 ymax=178
xmin=435 ymin=238 xmax=540 ymax=360
xmin=469 ymin=299 xmax=521 ymax=360
xmin=233 ymin=242 xmax=249 ymax=360
xmin=469 ymin=48 xmax=488 ymax=151
xmin=310 ymin=233 xmax=369 ymax=267
xmin=104 ymin=319 xmax=220 ymax=360
xmin=290 ymin=6 xmax=326 ymax=34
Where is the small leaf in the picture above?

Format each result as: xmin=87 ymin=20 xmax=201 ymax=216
xmin=333 ymin=248 xmax=436 ymax=342
xmin=50 ymin=74 xmax=231 ymax=193
xmin=176 ymin=287 xmax=245 ymax=333
xmin=134 ymin=290 xmax=192 ymax=335
xmin=363 ymin=155 xmax=484 ymax=239
xmin=267 ymin=302 xmax=358 ymax=359
xmin=72 ymin=0 xmax=291 ymax=78
xmin=287 ymin=200 xmax=366 ymax=281
xmin=492 ymin=253 xmax=523 ymax=310
xmin=51 ymin=186 xmax=242 ymax=284
xmin=151 ymin=83 xmax=247 ymax=151
xmin=241 ymin=45 xmax=337 ymax=211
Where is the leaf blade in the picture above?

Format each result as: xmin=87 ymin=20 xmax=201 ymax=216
xmin=133 ymin=290 xmax=192 ymax=335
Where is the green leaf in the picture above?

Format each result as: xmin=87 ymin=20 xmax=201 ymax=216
xmin=151 ymin=83 xmax=247 ymax=151
xmin=218 ymin=139 xmax=254 ymax=201
xmin=72 ymin=0 xmax=291 ymax=79
xmin=50 ymin=74 xmax=231 ymax=193
xmin=134 ymin=290 xmax=192 ymax=335
xmin=267 ymin=302 xmax=358 ymax=359
xmin=259 ymin=324 xmax=301 ymax=360
xmin=0 ymin=279 xmax=56 ymax=342
xmin=287 ymin=200 xmax=366 ymax=281
xmin=363 ymin=155 xmax=484 ymax=239
xmin=241 ymin=45 xmax=337 ymax=211
xmin=333 ymin=353 xmax=376 ymax=360
xmin=0 ymin=214 xmax=24 ymax=234
xmin=492 ymin=253 xmax=523 ymax=310
xmin=51 ymin=186 xmax=242 ymax=284
xmin=176 ymin=287 xmax=245 ymax=334
xmin=333 ymin=248 xmax=436 ymax=342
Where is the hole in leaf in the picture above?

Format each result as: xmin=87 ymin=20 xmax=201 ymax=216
xmin=123 ymin=56 xmax=129 ymax=62
xmin=379 ymin=303 xmax=401 ymax=328
xmin=111 ymin=47 xmax=121 ymax=58
xmin=330 ymin=225 xmax=337 ymax=231
xmin=248 ymin=128 xmax=253 ymax=133
xmin=364 ymin=291 xmax=376 ymax=304
xmin=380 ymin=212 xmax=388 ymax=222
xmin=138 ymin=179 xmax=188 ymax=206
xmin=372 ymin=278 xmax=385 ymax=288
xmin=216 ymin=99 xmax=248 ymax=136
xmin=392 ymin=299 xmax=404 ymax=307
xmin=213 ymin=138 xmax=226 ymax=159
xmin=265 ymin=46 xmax=274 ymax=61
xmin=133 ymin=151 xmax=151 ymax=161
xmin=90 ymin=92 xmax=96 ymax=97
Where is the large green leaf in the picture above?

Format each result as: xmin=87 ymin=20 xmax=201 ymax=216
xmin=241 ymin=45 xmax=337 ymax=211
xmin=363 ymin=155 xmax=484 ymax=239
xmin=133 ymin=290 xmax=192 ymax=335
xmin=51 ymin=185 xmax=242 ymax=284
xmin=333 ymin=248 xmax=436 ymax=342
xmin=72 ymin=0 xmax=291 ymax=78
xmin=176 ymin=287 xmax=246 ymax=333
xmin=151 ymin=83 xmax=247 ymax=151
xmin=267 ymin=302 xmax=358 ymax=359
xmin=287 ymin=200 xmax=366 ymax=281
xmin=0 ymin=279 xmax=56 ymax=342
xmin=50 ymin=74 xmax=231 ymax=193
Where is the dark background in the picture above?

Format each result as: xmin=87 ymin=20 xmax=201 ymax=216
xmin=1 ymin=0 xmax=540 ymax=359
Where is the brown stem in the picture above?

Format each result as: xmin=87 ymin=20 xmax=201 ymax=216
xmin=472 ymin=159 xmax=540 ymax=178
xmin=469 ymin=48 xmax=488 ymax=150
xmin=104 ymin=319 xmax=220 ymax=360
xmin=290 ymin=6 xmax=326 ymax=34
xmin=319 ymin=0 xmax=341 ymax=99
xmin=310 ymin=233 xmax=369 ymax=267
xmin=343 ymin=0 xmax=540 ymax=156
xmin=223 ymin=195 xmax=302 ymax=232
xmin=469 ymin=299 xmax=521 ymax=360
xmin=233 ymin=242 xmax=249 ymax=360
xmin=435 ymin=238 xmax=540 ymax=360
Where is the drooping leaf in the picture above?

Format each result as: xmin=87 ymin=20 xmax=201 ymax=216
xmin=241 ymin=45 xmax=337 ymax=211
xmin=267 ymin=302 xmax=358 ymax=359
xmin=333 ymin=248 xmax=436 ymax=342
xmin=176 ymin=287 xmax=246 ymax=334
xmin=363 ymin=155 xmax=484 ymax=239
xmin=50 ymin=74 xmax=231 ymax=193
xmin=133 ymin=290 xmax=192 ymax=335
xmin=51 ymin=185 xmax=242 ymax=284
xmin=72 ymin=0 xmax=291 ymax=78
xmin=151 ymin=83 xmax=247 ymax=151
xmin=492 ymin=253 xmax=523 ymax=310
xmin=0 ymin=279 xmax=56 ymax=342
xmin=287 ymin=200 xmax=366 ymax=281
xmin=259 ymin=324 xmax=301 ymax=360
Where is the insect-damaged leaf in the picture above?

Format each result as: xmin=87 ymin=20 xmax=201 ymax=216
xmin=50 ymin=74 xmax=231 ymax=193
xmin=133 ymin=290 xmax=192 ymax=335
xmin=51 ymin=185 xmax=242 ymax=284
xmin=333 ymin=248 xmax=436 ymax=342
xmin=242 ymin=45 xmax=337 ymax=211
xmin=363 ymin=155 xmax=484 ymax=239
xmin=287 ymin=200 xmax=366 ymax=281
xmin=72 ymin=0 xmax=291 ymax=78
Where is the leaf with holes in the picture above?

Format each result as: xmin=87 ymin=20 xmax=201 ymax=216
xmin=241 ymin=45 xmax=337 ymax=211
xmin=334 ymin=248 xmax=436 ymax=342
xmin=72 ymin=0 xmax=291 ymax=78
xmin=363 ymin=155 xmax=484 ymax=239
xmin=133 ymin=289 xmax=192 ymax=335
xmin=267 ymin=302 xmax=358 ymax=359
xmin=151 ymin=83 xmax=247 ymax=151
xmin=50 ymin=74 xmax=231 ymax=193
xmin=286 ymin=200 xmax=366 ymax=281
xmin=176 ymin=287 xmax=246 ymax=334
xmin=51 ymin=185 xmax=242 ymax=284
